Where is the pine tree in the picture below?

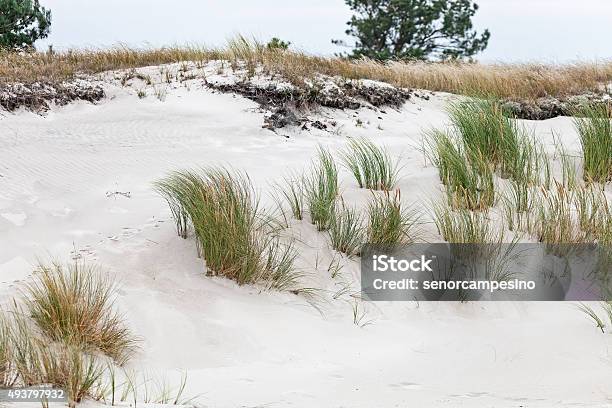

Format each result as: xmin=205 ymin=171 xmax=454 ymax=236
xmin=0 ymin=0 xmax=51 ymax=51
xmin=334 ymin=0 xmax=490 ymax=60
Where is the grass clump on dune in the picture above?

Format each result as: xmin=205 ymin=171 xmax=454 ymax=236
xmin=305 ymin=147 xmax=339 ymax=231
xmin=367 ymin=191 xmax=420 ymax=248
xmin=155 ymin=167 xmax=299 ymax=290
xmin=328 ymin=201 xmax=364 ymax=257
xmin=574 ymin=104 xmax=612 ymax=183
xmin=426 ymin=130 xmax=495 ymax=210
xmin=448 ymin=99 xmax=544 ymax=184
xmin=433 ymin=201 xmax=502 ymax=244
xmin=275 ymin=174 xmax=305 ymax=221
xmin=1 ymin=309 xmax=106 ymax=405
xmin=341 ymin=138 xmax=399 ymax=190
xmin=24 ymin=262 xmax=138 ymax=365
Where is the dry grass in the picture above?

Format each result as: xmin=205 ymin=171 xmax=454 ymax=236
xmin=24 ymin=262 xmax=138 ymax=365
xmin=2 ymin=37 xmax=612 ymax=99
xmin=1 ymin=309 xmax=105 ymax=406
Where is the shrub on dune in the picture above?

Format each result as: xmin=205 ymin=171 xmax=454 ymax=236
xmin=341 ymin=138 xmax=399 ymax=190
xmin=155 ymin=167 xmax=299 ymax=290
xmin=23 ymin=262 xmax=138 ymax=365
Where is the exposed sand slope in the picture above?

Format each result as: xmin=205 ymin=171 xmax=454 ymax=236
xmin=0 ymin=64 xmax=611 ymax=408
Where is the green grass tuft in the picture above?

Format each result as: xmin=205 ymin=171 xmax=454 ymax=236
xmin=155 ymin=167 xmax=299 ymax=290
xmin=305 ymin=147 xmax=339 ymax=231
xmin=426 ymin=130 xmax=495 ymax=210
xmin=366 ymin=191 xmax=420 ymax=249
xmin=341 ymin=138 xmax=399 ymax=190
xmin=574 ymin=104 xmax=612 ymax=183
xmin=328 ymin=200 xmax=364 ymax=257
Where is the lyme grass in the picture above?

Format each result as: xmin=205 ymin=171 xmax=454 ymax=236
xmin=341 ymin=138 xmax=398 ymax=190
xmin=573 ymin=104 xmax=612 ymax=183
xmin=23 ymin=261 xmax=138 ymax=365
xmin=366 ymin=191 xmax=420 ymax=248
xmin=38 ymin=344 xmax=105 ymax=406
xmin=574 ymin=186 xmax=611 ymax=241
xmin=328 ymin=201 xmax=364 ymax=257
xmin=0 ymin=314 xmax=17 ymax=387
xmin=155 ymin=167 xmax=299 ymax=290
xmin=305 ymin=147 xmax=339 ymax=231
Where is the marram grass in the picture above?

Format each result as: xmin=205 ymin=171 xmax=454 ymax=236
xmin=305 ymin=147 xmax=339 ymax=231
xmin=426 ymin=130 xmax=495 ymax=211
xmin=155 ymin=167 xmax=299 ymax=290
xmin=341 ymin=138 xmax=399 ymax=190
xmin=573 ymin=104 xmax=612 ymax=183
xmin=366 ymin=190 xmax=420 ymax=249
xmin=328 ymin=200 xmax=364 ymax=257
xmin=24 ymin=261 xmax=138 ymax=365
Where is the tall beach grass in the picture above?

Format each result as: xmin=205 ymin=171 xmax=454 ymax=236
xmin=155 ymin=167 xmax=299 ymax=290
xmin=24 ymin=262 xmax=137 ymax=365
xmin=305 ymin=147 xmax=339 ymax=231
xmin=341 ymin=138 xmax=398 ymax=190
xmin=574 ymin=104 xmax=612 ymax=183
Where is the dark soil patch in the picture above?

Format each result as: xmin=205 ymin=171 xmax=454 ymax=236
xmin=0 ymin=80 xmax=105 ymax=113
xmin=502 ymin=93 xmax=611 ymax=120
xmin=206 ymin=78 xmax=412 ymax=130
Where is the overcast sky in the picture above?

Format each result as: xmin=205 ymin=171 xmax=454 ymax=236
xmin=37 ymin=0 xmax=612 ymax=62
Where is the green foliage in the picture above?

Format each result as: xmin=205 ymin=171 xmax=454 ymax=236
xmin=266 ymin=37 xmax=291 ymax=50
xmin=24 ymin=261 xmax=138 ymax=365
xmin=433 ymin=200 xmax=501 ymax=244
xmin=305 ymin=147 xmax=339 ymax=231
xmin=329 ymin=201 xmax=364 ymax=257
xmin=426 ymin=130 xmax=495 ymax=210
xmin=573 ymin=104 xmax=612 ymax=183
xmin=448 ymin=99 xmax=544 ymax=184
xmin=367 ymin=191 xmax=420 ymax=248
xmin=0 ymin=0 xmax=51 ymax=50
xmin=341 ymin=137 xmax=399 ymax=190
xmin=275 ymin=174 xmax=305 ymax=221
xmin=335 ymin=0 xmax=489 ymax=60
xmin=155 ymin=168 xmax=299 ymax=290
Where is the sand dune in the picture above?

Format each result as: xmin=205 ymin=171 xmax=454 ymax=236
xmin=1 ymin=63 xmax=611 ymax=407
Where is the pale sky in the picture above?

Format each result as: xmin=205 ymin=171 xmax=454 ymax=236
xmin=37 ymin=0 xmax=612 ymax=62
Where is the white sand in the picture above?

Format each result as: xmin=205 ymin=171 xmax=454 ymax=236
xmin=0 ymin=63 xmax=611 ymax=407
